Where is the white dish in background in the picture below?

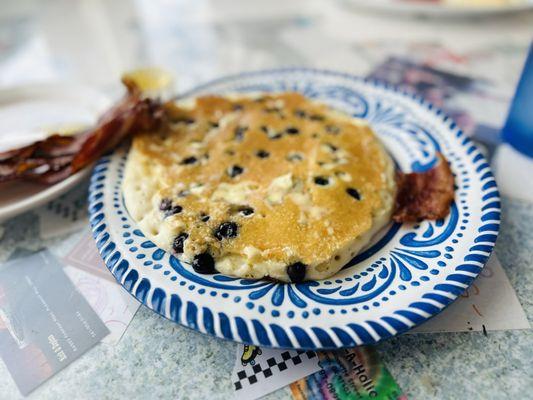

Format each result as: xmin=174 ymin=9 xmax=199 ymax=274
xmin=0 ymin=84 xmax=111 ymax=223
xmin=344 ymin=0 xmax=533 ymax=17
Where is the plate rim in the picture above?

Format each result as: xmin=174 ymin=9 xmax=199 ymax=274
xmin=0 ymin=168 xmax=90 ymax=222
xmin=343 ymin=0 xmax=533 ymax=17
xmin=89 ymin=67 xmax=500 ymax=349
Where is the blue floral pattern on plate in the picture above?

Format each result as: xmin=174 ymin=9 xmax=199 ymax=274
xmin=88 ymin=69 xmax=500 ymax=349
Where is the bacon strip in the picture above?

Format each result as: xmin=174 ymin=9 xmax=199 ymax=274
xmin=392 ymin=153 xmax=455 ymax=223
xmin=0 ymin=78 xmax=163 ymax=185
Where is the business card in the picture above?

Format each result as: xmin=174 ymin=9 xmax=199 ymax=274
xmin=0 ymin=250 xmax=109 ymax=395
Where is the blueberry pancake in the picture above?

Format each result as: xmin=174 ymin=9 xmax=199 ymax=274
xmin=123 ymin=93 xmax=396 ymax=282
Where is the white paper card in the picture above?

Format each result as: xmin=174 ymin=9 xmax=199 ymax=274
xmin=412 ymin=255 xmax=530 ymax=333
xmin=63 ymin=232 xmax=116 ymax=283
xmin=63 ymin=266 xmax=140 ymax=344
xmin=62 ymin=232 xmax=140 ymax=344
xmin=232 ymin=345 xmax=321 ymax=400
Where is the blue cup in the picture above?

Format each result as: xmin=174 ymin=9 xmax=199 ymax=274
xmin=501 ymin=42 xmax=533 ymax=158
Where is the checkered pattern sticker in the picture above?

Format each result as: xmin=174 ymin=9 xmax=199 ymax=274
xmin=232 ymin=346 xmax=321 ymax=400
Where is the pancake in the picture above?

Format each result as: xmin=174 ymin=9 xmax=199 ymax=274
xmin=123 ymin=92 xmax=396 ymax=282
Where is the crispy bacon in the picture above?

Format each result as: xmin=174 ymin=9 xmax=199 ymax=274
xmin=393 ymin=153 xmax=455 ymax=223
xmin=0 ymin=78 xmax=163 ymax=185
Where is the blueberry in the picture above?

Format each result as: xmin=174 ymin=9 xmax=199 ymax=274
xmin=234 ymin=126 xmax=247 ymax=141
xmin=286 ymin=127 xmax=299 ymax=135
xmin=287 ymin=262 xmax=306 ymax=283
xmin=346 ymin=187 xmax=361 ymax=200
xmin=192 ymin=252 xmax=216 ymax=274
xmin=227 ymin=165 xmax=244 ymax=178
xmin=172 ymin=233 xmax=189 ymax=254
xmin=161 ymin=200 xmax=182 ymax=216
xmin=256 ymin=150 xmax=270 ymax=158
xmin=294 ymin=109 xmax=307 ymax=118
xmin=325 ymin=125 xmax=340 ymax=134
xmin=314 ymin=176 xmax=329 ymax=186
xmin=174 ymin=117 xmax=195 ymax=124
xmin=200 ymin=213 xmax=210 ymax=222
xmin=159 ymin=198 xmax=172 ymax=211
xmin=164 ymin=205 xmax=183 ymax=217
xmin=181 ymin=156 xmax=197 ymax=165
xmin=214 ymin=221 xmax=238 ymax=240
xmin=239 ymin=207 xmax=254 ymax=216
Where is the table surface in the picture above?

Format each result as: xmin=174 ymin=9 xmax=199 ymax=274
xmin=0 ymin=1 xmax=532 ymax=399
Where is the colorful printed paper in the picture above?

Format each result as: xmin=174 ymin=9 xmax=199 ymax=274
xmin=367 ymin=56 xmax=508 ymax=160
xmin=290 ymin=347 xmax=406 ymax=400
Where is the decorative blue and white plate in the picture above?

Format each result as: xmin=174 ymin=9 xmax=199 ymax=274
xmin=88 ymin=69 xmax=500 ymax=350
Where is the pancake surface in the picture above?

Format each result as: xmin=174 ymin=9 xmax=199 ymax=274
xmin=123 ymin=93 xmax=395 ymax=282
